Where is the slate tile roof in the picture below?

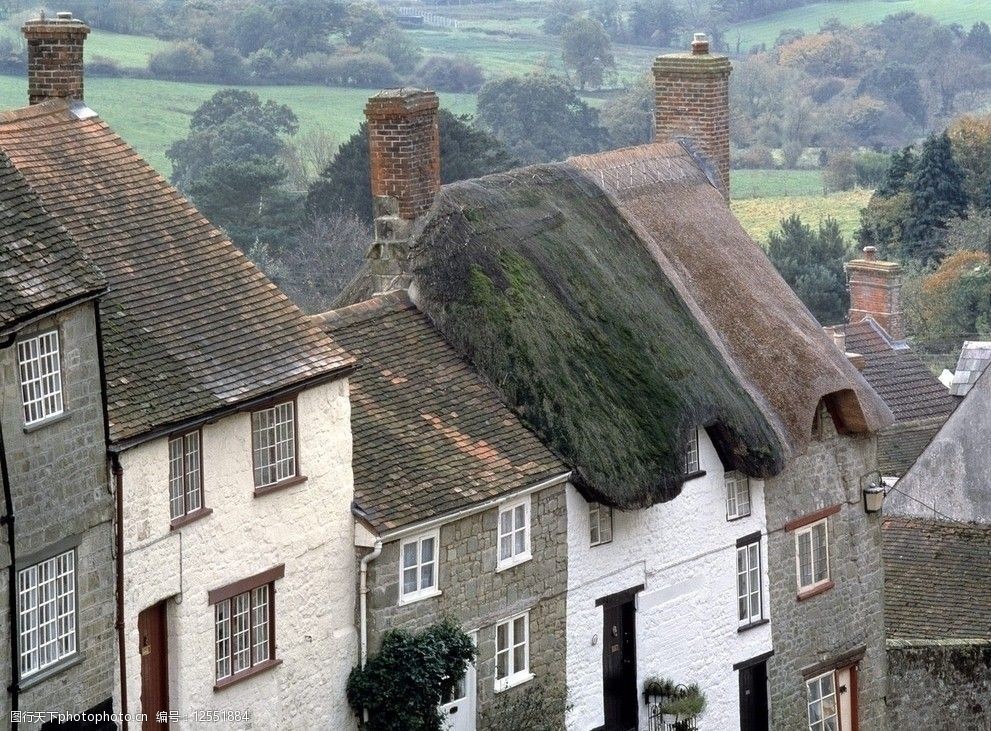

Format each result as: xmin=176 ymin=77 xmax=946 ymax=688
xmin=313 ymin=291 xmax=568 ymax=533
xmin=0 ymin=100 xmax=353 ymax=443
xmin=883 ymin=517 xmax=991 ymax=641
xmin=0 ymin=150 xmax=104 ymax=335
xmin=844 ymin=318 xmax=956 ymax=423
xmin=949 ymin=341 xmax=991 ymax=398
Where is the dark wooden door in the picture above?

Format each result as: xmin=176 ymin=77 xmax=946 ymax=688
xmin=138 ymin=602 xmax=169 ymax=729
xmin=739 ymin=660 xmax=769 ymax=731
xmin=602 ymin=599 xmax=638 ymax=730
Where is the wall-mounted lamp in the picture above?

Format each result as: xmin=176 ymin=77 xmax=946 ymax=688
xmin=862 ymin=481 xmax=885 ymax=513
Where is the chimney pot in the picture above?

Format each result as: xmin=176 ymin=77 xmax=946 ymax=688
xmin=863 ymin=245 xmax=877 ymax=261
xmin=56 ymin=11 xmax=73 ymax=20
xmin=652 ymin=35 xmax=732 ymax=200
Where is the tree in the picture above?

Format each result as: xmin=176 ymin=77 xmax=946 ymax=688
xmin=267 ymin=0 xmax=345 ymax=57
xmin=416 ymin=56 xmax=485 ymax=93
xmin=347 ymin=619 xmax=475 ymax=731
xmin=948 ymin=114 xmax=991 ymax=201
xmin=767 ymin=214 xmax=850 ymax=325
xmin=476 ymin=75 xmax=610 ymax=164
xmin=229 ymin=3 xmax=275 ymax=56
xmin=306 ymin=110 xmax=515 ymax=222
xmin=875 ymin=146 xmax=916 ymax=198
xmin=561 ymin=18 xmax=615 ymax=90
xmin=903 ymin=132 xmax=969 ymax=264
xmin=601 ymin=75 xmax=653 ymax=147
xmin=542 ymin=0 xmax=584 ymax=36
xmin=626 ymin=0 xmax=683 ymax=46
xmin=167 ymin=89 xmax=300 ymax=249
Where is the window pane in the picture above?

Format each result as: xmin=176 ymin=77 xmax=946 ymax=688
xmin=514 ymin=527 xmax=526 ymax=555
xmin=252 ymin=402 xmax=296 ymax=487
xmin=420 ymin=537 xmax=434 ymax=564
xmin=499 ymin=510 xmax=512 ymax=537
xmin=232 ymin=593 xmax=251 ymax=673
xmin=185 ymin=432 xmax=202 ymax=512
xmin=496 ymin=647 xmax=509 ymax=679
xmin=402 ymin=567 xmax=418 ymax=595
xmin=500 ymin=534 xmax=512 ymax=562
xmin=168 ymin=437 xmax=185 ymax=520
xmin=513 ymin=505 xmax=525 ymax=530
xmin=17 ymin=332 xmax=63 ymax=426
xmin=252 ymin=586 xmax=269 ymax=664
xmin=18 ymin=550 xmax=75 ymax=678
xmin=215 ymin=600 xmax=231 ymax=680
xmin=798 ymin=532 xmax=813 ymax=587
xmin=600 ymin=507 xmax=612 ymax=542
xmin=813 ymin=523 xmax=829 ymax=582
xmin=402 ymin=542 xmax=417 ymax=570
xmin=420 ymin=560 xmax=434 ymax=591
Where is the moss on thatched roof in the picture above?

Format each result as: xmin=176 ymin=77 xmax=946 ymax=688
xmin=408 ymin=163 xmax=783 ymax=507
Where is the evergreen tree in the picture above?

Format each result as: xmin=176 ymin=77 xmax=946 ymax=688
xmin=903 ymin=132 xmax=969 ymax=264
xmin=768 ymin=214 xmax=850 ymax=325
xmin=875 ymin=145 xmax=915 ymax=198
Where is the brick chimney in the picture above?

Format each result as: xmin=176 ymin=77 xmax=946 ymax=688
xmin=22 ymin=11 xmax=90 ymax=106
xmin=653 ymin=33 xmax=732 ymax=200
xmin=363 ymin=88 xmax=441 ymax=294
xmin=845 ymin=246 xmax=905 ymax=340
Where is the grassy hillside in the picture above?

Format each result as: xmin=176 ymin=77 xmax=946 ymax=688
xmin=731 ymin=0 xmax=991 ymax=50
xmin=731 ymin=169 xmax=825 ymax=199
xmin=0 ymin=26 xmax=169 ymax=69
xmin=0 ymin=76 xmax=474 ymax=175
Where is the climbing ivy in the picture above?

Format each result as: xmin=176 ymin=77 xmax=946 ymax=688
xmin=346 ymin=619 xmax=475 ymax=731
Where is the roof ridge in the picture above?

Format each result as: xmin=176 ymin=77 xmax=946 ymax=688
xmin=312 ymin=290 xmax=415 ymax=329
xmin=0 ymin=98 xmax=71 ymax=124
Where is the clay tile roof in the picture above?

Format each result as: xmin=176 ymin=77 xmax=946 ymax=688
xmin=313 ymin=291 xmax=568 ymax=533
xmin=844 ymin=318 xmax=956 ymax=423
xmin=0 ymin=100 xmax=353 ymax=442
xmin=345 ymin=142 xmax=891 ymax=508
xmin=883 ymin=517 xmax=991 ymax=641
xmin=950 ymin=340 xmax=991 ymax=398
xmin=0 ymin=150 xmax=104 ymax=335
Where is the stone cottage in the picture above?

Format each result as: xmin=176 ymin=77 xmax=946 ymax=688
xmin=0 ymin=151 xmax=116 ymax=728
xmin=0 ymin=13 xmax=361 ymax=729
xmin=338 ymin=34 xmax=893 ymax=731
xmin=312 ymin=291 xmax=571 ymax=729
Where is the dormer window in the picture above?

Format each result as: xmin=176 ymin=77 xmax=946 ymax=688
xmin=17 ymin=330 xmax=63 ymax=427
xmin=683 ymin=428 xmax=700 ymax=475
xmin=725 ymin=472 xmax=752 ymax=520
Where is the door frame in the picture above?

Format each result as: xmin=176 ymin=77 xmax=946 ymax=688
xmin=138 ymin=600 xmax=170 ymax=728
xmin=439 ymin=630 xmax=477 ymax=730
xmin=597 ymin=585 xmax=642 ymax=731
xmin=735 ymin=651 xmax=772 ymax=731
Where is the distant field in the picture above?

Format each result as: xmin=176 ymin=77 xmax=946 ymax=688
xmin=731 ymin=0 xmax=991 ymax=50
xmin=0 ymin=75 xmax=474 ymax=175
xmin=731 ymin=169 xmax=825 ymax=199
xmin=0 ymin=26 xmax=169 ymax=69
xmin=730 ymin=189 xmax=871 ymax=244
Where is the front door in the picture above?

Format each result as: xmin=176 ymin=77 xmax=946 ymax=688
xmin=440 ymin=632 xmax=477 ymax=730
xmin=138 ymin=601 xmax=169 ymax=728
xmin=836 ymin=664 xmax=859 ymax=731
xmin=602 ymin=599 xmax=638 ymax=730
xmin=739 ymin=660 xmax=769 ymax=731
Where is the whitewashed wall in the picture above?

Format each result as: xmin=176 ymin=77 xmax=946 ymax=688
xmin=566 ymin=428 xmax=772 ymax=730
xmin=114 ymin=378 xmax=357 ymax=730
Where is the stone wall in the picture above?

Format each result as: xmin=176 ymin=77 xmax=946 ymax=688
xmin=887 ymin=643 xmax=991 ymax=730
xmin=0 ymin=303 xmax=116 ymax=726
xmin=764 ymin=421 xmax=887 ymax=730
xmin=116 ymin=377 xmax=357 ymax=730
xmin=364 ymin=483 xmax=569 ymax=729
xmin=889 ymin=367 xmax=991 ymax=523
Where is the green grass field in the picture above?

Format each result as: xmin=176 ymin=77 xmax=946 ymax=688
xmin=0 ymin=26 xmax=170 ymax=68
xmin=0 ymin=75 xmax=474 ymax=174
xmin=731 ymin=169 xmax=825 ymax=199
xmin=730 ymin=0 xmax=991 ymax=50
xmin=731 ymin=189 xmax=871 ymax=244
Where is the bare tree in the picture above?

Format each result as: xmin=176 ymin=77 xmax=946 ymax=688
xmin=281 ymin=129 xmax=339 ymax=191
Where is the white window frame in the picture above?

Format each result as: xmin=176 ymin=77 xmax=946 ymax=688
xmin=683 ymin=428 xmax=700 ymax=474
xmin=17 ymin=330 xmax=64 ymax=427
xmin=806 ymin=670 xmax=839 ymax=731
xmin=215 ymin=583 xmax=273 ymax=683
xmin=725 ymin=472 xmax=752 ymax=520
xmin=18 ymin=548 xmax=77 ymax=679
xmin=169 ymin=430 xmax=203 ymax=522
xmin=795 ymin=518 xmax=830 ymax=593
xmin=251 ymin=401 xmax=297 ymax=488
xmin=494 ymin=611 xmax=532 ymax=692
xmin=736 ymin=538 xmax=763 ymax=626
xmin=589 ymin=502 xmax=613 ymax=546
xmin=398 ymin=529 xmax=441 ymax=605
xmin=496 ymin=496 xmax=531 ymax=571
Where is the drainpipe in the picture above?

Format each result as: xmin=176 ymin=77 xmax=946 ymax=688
xmin=0 ymin=332 xmax=19 ymax=728
xmin=111 ymin=456 xmax=128 ymax=730
xmin=359 ymin=539 xmax=382 ymax=724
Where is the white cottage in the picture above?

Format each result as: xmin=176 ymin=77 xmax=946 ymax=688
xmin=0 ymin=12 xmax=360 ymax=729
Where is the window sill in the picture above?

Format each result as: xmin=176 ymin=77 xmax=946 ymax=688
xmin=170 ymin=507 xmax=213 ymax=530
xmin=398 ymin=587 xmax=442 ymax=606
xmin=494 ymin=671 xmax=534 ymax=693
xmin=590 ymin=539 xmax=613 ymax=548
xmin=726 ymin=512 xmax=753 ymax=522
xmin=22 ymin=410 xmax=70 ymax=434
xmin=737 ymin=618 xmax=770 ymax=633
xmin=496 ymin=552 xmax=532 ymax=573
xmin=214 ymin=658 xmax=282 ymax=691
xmin=797 ymin=580 xmax=834 ymax=602
xmin=18 ymin=652 xmax=84 ymax=691
xmin=253 ymin=475 xmax=307 ymax=498
xmin=682 ymin=470 xmax=707 ymax=482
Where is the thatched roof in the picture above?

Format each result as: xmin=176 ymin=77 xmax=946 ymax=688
xmin=343 ymin=142 xmax=893 ymax=508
